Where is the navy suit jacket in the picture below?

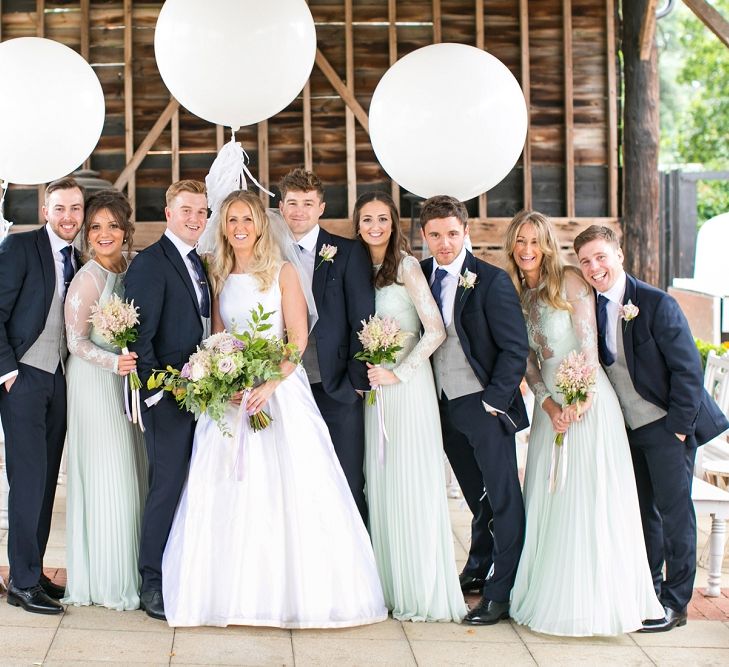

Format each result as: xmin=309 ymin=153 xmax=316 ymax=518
xmin=125 ymin=234 xmax=207 ymax=399
xmin=421 ymin=251 xmax=530 ymax=432
xmin=0 ymin=226 xmax=80 ymax=377
xmin=311 ymin=228 xmax=374 ymax=404
xmin=618 ymin=273 xmax=729 ymax=445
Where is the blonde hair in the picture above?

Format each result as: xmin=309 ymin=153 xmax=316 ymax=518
xmin=504 ymin=210 xmax=572 ymax=312
xmin=208 ymin=190 xmax=281 ymax=295
xmin=165 ymin=179 xmax=206 ymax=206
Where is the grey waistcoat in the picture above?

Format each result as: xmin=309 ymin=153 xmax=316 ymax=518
xmin=302 ymin=334 xmax=322 ymax=384
xmin=432 ymin=317 xmax=482 ymax=400
xmin=603 ymin=322 xmax=666 ymax=430
xmin=21 ymin=291 xmax=66 ymax=374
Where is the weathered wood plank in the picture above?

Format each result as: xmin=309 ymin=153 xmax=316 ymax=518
xmin=564 ymin=0 xmax=575 ymax=217
xmin=519 ymin=0 xmax=531 ymax=210
xmin=639 ymin=0 xmax=658 ymax=61
xmin=683 ymin=0 xmax=729 ymax=48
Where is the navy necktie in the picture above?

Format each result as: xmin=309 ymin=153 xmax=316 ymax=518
xmin=187 ymin=249 xmax=211 ymax=318
xmin=60 ymin=245 xmax=75 ymax=299
xmin=597 ymin=294 xmax=616 ymax=366
xmin=430 ymin=267 xmax=448 ymax=321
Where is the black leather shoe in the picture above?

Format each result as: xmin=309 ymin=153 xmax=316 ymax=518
xmin=140 ymin=590 xmax=166 ymax=621
xmin=40 ymin=574 xmax=66 ymax=600
xmin=638 ymin=606 xmax=687 ymax=632
xmin=7 ymin=581 xmax=63 ymax=615
xmin=459 ymin=572 xmax=487 ymax=594
xmin=463 ymin=597 xmax=510 ymax=625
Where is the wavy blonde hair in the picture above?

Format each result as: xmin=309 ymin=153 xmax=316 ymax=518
xmin=208 ymin=190 xmax=282 ymax=295
xmin=504 ymin=210 xmax=571 ymax=312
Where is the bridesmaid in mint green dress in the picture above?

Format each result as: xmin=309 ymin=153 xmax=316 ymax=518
xmin=354 ymin=192 xmax=466 ymax=622
xmin=63 ymin=190 xmax=147 ymax=610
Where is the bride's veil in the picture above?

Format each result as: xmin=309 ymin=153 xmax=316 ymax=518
xmin=197 ymin=138 xmax=318 ymax=332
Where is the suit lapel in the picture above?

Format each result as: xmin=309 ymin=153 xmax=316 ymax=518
xmin=453 ymin=251 xmax=476 ymax=329
xmin=160 ymin=234 xmax=201 ymax=317
xmin=312 ymin=229 xmax=330 ymax=309
xmin=36 ymin=227 xmax=56 ymax=312
xmin=622 ymin=274 xmax=638 ymax=379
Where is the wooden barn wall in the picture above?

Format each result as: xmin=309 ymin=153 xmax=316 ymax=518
xmin=0 ymin=0 xmax=620 ymax=267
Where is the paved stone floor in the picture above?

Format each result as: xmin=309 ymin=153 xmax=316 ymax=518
xmin=1 ymin=486 xmax=728 ymax=665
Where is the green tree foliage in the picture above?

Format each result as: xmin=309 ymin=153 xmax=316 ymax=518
xmin=658 ymin=1 xmax=729 ymax=223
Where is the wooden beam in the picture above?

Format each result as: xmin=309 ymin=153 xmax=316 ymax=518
xmin=433 ymin=0 xmax=442 ymax=43
xmin=684 ymin=0 xmax=729 ymax=48
xmin=171 ymin=107 xmax=180 ymax=183
xmin=216 ymin=125 xmax=225 ymax=151
xmin=80 ymin=0 xmax=91 ymax=170
xmin=476 ymin=0 xmax=487 ymax=218
xmin=0 ymin=0 xmax=3 ymax=41
xmin=606 ymin=0 xmax=619 ymax=217
xmin=519 ymin=0 xmax=532 ymax=210
xmin=639 ymin=0 xmax=658 ymax=61
xmin=388 ymin=0 xmax=400 ymax=208
xmin=114 ymin=98 xmax=180 ymax=191
xmin=345 ymin=0 xmax=356 ymax=214
xmin=315 ymin=49 xmax=369 ymax=133
xmin=303 ymin=81 xmax=313 ymax=171
xmin=123 ymin=0 xmax=135 ymax=213
xmin=258 ymin=119 xmax=270 ymax=207
xmin=563 ymin=0 xmax=575 ymax=217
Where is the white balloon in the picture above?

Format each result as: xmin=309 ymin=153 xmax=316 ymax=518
xmin=154 ymin=0 xmax=317 ymax=130
xmin=0 ymin=37 xmax=105 ymax=186
xmin=369 ymin=43 xmax=528 ymax=201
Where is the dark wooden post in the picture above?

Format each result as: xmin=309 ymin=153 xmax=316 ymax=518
xmin=622 ymin=0 xmax=660 ymax=284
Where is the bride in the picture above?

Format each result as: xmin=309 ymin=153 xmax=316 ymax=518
xmin=161 ymin=190 xmax=387 ymax=628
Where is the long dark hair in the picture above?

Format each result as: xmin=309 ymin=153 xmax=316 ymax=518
xmin=353 ymin=191 xmax=411 ymax=288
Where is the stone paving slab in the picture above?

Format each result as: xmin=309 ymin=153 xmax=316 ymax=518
xmin=642 ymin=646 xmax=729 ymax=666
xmin=409 ymin=639 xmax=536 ymax=666
xmin=290 ymin=635 xmax=416 ymax=665
xmin=46 ymin=627 xmax=174 ymax=664
xmin=171 ymin=632 xmax=294 ymax=666
xmin=631 ymin=619 xmax=729 ymax=648
xmin=525 ymin=643 xmax=654 ymax=666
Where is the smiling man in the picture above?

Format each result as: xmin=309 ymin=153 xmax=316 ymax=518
xmin=0 ymin=177 xmax=84 ymax=614
xmin=419 ymin=195 xmax=529 ymax=626
xmin=125 ymin=179 xmax=210 ymax=621
xmin=574 ymin=225 xmax=729 ymax=632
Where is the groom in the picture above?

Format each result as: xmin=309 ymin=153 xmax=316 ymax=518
xmin=126 ymin=179 xmax=210 ymax=620
xmin=278 ymin=168 xmax=374 ymax=521
xmin=419 ymin=195 xmax=529 ymax=625
xmin=575 ymin=225 xmax=729 ymax=632
xmin=0 ymin=177 xmax=84 ymax=613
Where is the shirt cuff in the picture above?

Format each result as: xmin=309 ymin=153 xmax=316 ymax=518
xmin=144 ymin=390 xmax=164 ymax=408
xmin=482 ymin=401 xmax=503 ymax=414
xmin=0 ymin=369 xmax=19 ymax=386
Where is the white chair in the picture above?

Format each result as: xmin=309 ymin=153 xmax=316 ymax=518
xmin=696 ymin=351 xmax=729 ymax=480
xmin=0 ymin=419 xmax=7 ymax=531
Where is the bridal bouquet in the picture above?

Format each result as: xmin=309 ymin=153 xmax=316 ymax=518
xmin=88 ymin=293 xmax=144 ymax=432
xmin=355 ymin=314 xmax=411 ymax=406
xmin=147 ymin=305 xmax=299 ymax=434
xmin=549 ymin=350 xmax=596 ymax=492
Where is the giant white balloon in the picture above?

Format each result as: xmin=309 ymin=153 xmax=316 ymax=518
xmin=369 ymin=43 xmax=528 ymax=201
xmin=0 ymin=37 xmax=105 ymax=185
xmin=154 ymin=0 xmax=316 ymax=130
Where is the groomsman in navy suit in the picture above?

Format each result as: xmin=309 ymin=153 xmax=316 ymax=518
xmin=278 ymin=168 xmax=374 ymax=521
xmin=575 ymin=225 xmax=729 ymax=632
xmin=0 ymin=177 xmax=84 ymax=613
xmin=419 ymin=195 xmax=529 ymax=625
xmin=126 ymin=180 xmax=210 ymax=620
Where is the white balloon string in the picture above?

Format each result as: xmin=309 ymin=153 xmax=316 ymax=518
xmin=376 ymin=386 xmax=388 ymax=466
xmin=240 ymin=145 xmax=274 ymax=197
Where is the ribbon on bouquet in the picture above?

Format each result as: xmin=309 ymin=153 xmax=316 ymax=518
xmin=231 ymin=389 xmax=252 ymax=481
xmin=548 ymin=432 xmax=568 ymax=494
xmin=122 ymin=347 xmax=145 ymax=432
xmin=373 ymin=385 xmax=389 ymax=466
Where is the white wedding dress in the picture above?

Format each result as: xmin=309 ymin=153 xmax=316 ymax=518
xmin=162 ymin=268 xmax=387 ymax=628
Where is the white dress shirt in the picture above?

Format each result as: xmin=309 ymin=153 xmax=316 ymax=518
xmin=429 ymin=245 xmax=467 ymax=328
xmin=597 ymin=270 xmax=627 ymax=359
xmin=164 ymin=229 xmax=205 ymax=307
xmin=295 ymin=224 xmax=319 ymax=287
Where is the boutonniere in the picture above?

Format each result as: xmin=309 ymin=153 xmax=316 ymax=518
xmin=619 ymin=300 xmax=639 ymax=329
xmin=315 ymin=244 xmax=337 ymax=270
xmin=458 ymin=269 xmax=478 ymax=299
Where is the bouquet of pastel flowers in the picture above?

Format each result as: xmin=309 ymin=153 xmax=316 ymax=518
xmin=147 ymin=305 xmax=299 ymax=434
xmin=88 ymin=293 xmax=144 ymax=431
xmin=355 ymin=314 xmax=411 ymax=406
xmin=549 ymin=349 xmax=596 ymax=492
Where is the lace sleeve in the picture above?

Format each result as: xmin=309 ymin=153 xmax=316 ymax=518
xmin=565 ymin=268 xmax=598 ymax=393
xmin=524 ymin=348 xmax=552 ymax=408
xmin=64 ymin=266 xmax=119 ymax=374
xmin=392 ymin=255 xmax=446 ymax=383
